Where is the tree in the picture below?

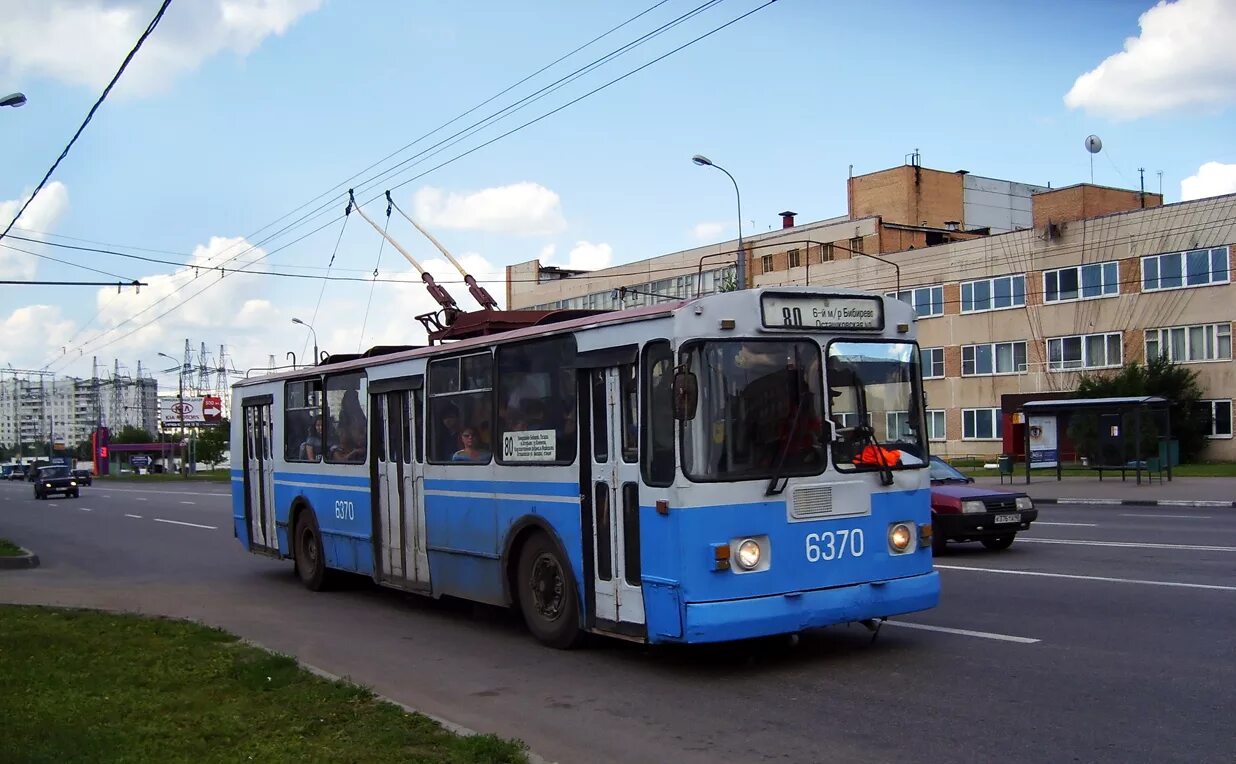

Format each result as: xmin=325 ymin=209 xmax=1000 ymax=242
xmin=1069 ymin=356 xmax=1210 ymax=462
xmin=74 ymin=439 xmax=93 ymax=461
xmin=111 ymin=426 xmax=154 ymax=444
xmin=195 ymin=419 xmax=230 ymax=468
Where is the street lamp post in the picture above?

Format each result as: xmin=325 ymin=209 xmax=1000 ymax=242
xmin=157 ymin=352 xmax=186 ymax=478
xmin=1 ymin=92 xmax=27 ymax=108
xmin=692 ymin=154 xmax=745 ymax=291
xmin=292 ymin=318 xmax=318 ymax=367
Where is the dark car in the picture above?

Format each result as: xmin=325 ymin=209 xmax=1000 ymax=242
xmin=2 ymin=465 xmax=25 ymax=480
xmin=72 ymin=468 xmax=93 ymax=486
xmin=929 ymin=456 xmax=1037 ymax=552
xmin=33 ymin=465 xmax=81 ymax=500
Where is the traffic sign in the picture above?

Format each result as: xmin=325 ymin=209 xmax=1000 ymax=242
xmin=202 ymin=396 xmax=222 ymax=419
xmin=130 ymin=455 xmax=151 ymax=467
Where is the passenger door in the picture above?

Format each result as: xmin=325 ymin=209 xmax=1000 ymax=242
xmin=243 ymin=398 xmax=278 ymax=554
xmin=588 ymin=365 xmax=645 ymax=632
xmin=372 ymin=385 xmax=429 ymax=591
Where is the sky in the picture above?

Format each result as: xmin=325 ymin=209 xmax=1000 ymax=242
xmin=1 ymin=0 xmax=1234 ymax=392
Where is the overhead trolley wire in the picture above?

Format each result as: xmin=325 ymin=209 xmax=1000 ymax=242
xmin=0 ymin=0 xmax=174 ymax=244
xmin=52 ymin=1 xmax=778 ymax=365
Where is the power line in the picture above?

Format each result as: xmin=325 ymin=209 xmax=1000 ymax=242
xmin=48 ymin=1 xmax=777 ymax=363
xmin=0 ymin=0 xmax=173 ymax=243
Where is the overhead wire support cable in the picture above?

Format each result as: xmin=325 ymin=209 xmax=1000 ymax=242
xmin=0 ymin=0 xmax=174 ymax=243
xmin=358 ymin=197 xmax=393 ymax=352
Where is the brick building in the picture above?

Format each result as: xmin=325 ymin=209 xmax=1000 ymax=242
xmin=506 ymin=160 xmax=1232 ymax=460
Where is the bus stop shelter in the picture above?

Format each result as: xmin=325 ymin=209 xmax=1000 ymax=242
xmin=1019 ymin=396 xmax=1173 ymax=485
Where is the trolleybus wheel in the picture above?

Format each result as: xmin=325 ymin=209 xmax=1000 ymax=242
xmin=980 ymin=534 xmax=1016 ymax=551
xmin=517 ymin=533 xmax=582 ymax=649
xmin=294 ymin=510 xmax=330 ymax=591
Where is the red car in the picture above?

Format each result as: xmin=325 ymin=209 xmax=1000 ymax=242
xmin=929 ymin=456 xmax=1037 ymax=553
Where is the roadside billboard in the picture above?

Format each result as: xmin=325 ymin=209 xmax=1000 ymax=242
xmin=159 ymin=396 xmax=223 ymax=425
xmin=1028 ymin=415 xmax=1058 ymax=469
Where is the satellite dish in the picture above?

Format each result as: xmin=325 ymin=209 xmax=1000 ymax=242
xmin=1085 ymin=135 xmax=1103 ymax=154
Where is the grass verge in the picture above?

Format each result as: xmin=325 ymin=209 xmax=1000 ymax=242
xmin=960 ymin=463 xmax=1236 ymax=478
xmin=99 ymin=470 xmax=231 ymax=483
xmin=0 ymin=538 xmax=23 ymax=556
xmin=0 ymin=606 xmax=527 ymax=763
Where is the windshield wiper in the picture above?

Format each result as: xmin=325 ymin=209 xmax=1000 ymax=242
xmin=765 ymin=398 xmax=807 ymax=497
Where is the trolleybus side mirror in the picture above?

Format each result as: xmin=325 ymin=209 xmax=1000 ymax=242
xmin=672 ymin=368 xmax=698 ymax=421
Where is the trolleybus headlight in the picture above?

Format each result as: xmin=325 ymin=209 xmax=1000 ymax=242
xmin=889 ymin=523 xmax=913 ymax=553
xmin=736 ymin=539 xmax=762 ymax=570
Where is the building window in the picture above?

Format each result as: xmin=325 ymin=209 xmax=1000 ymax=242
xmin=1044 ymin=262 xmax=1119 ymax=303
xmin=922 ymin=347 xmax=945 ymax=379
xmin=849 ymin=236 xmax=864 ymax=254
xmin=886 ymin=411 xmax=912 ymax=441
xmin=886 ymin=285 xmax=944 ymax=318
xmin=962 ymin=341 xmax=1027 ymax=376
xmin=961 ymin=275 xmax=1026 ymax=313
xmin=1142 ymin=246 xmax=1230 ymax=291
xmin=1145 ymin=323 xmax=1232 ymax=363
xmin=761 ymin=254 xmax=774 ymax=273
xmin=1046 ymin=332 xmax=1123 ymax=371
xmin=787 ymin=249 xmax=801 ymax=269
xmin=820 ymin=243 xmax=834 ymax=262
xmin=1196 ymin=400 xmax=1233 ymax=438
xmin=962 ymin=408 xmax=1003 ymax=440
xmin=927 ymin=410 xmax=946 ymax=441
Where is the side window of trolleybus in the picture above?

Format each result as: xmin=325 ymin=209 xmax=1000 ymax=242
xmin=429 ymin=353 xmax=494 ymax=463
xmin=825 ymin=341 xmax=926 ymax=471
xmin=324 ymin=373 xmax=368 ymax=464
xmin=285 ymin=379 xmax=323 ymax=462
xmin=642 ymin=341 xmax=675 ymax=486
xmin=497 ymin=336 xmax=577 ymax=464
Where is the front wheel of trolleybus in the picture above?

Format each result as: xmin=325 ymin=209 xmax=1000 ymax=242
xmin=516 ymin=532 xmax=583 ymax=649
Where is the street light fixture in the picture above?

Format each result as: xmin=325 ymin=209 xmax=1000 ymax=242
xmin=1 ymin=92 xmax=27 ymax=108
xmin=157 ymin=351 xmax=187 ymax=478
xmin=692 ymin=154 xmax=745 ymax=290
xmin=292 ymin=318 xmax=318 ymax=366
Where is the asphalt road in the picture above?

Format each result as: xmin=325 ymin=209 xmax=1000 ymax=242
xmin=2 ymin=479 xmax=1234 ymax=764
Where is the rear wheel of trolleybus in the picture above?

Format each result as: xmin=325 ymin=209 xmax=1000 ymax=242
xmin=293 ymin=509 xmax=330 ymax=591
xmin=516 ymin=532 xmax=583 ymax=649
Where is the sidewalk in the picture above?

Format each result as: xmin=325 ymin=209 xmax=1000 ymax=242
xmin=971 ymin=475 xmax=1236 ymax=508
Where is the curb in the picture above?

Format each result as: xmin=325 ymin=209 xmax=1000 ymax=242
xmin=1035 ymin=498 xmax=1235 ymax=508
xmin=0 ymin=547 xmax=40 ymax=569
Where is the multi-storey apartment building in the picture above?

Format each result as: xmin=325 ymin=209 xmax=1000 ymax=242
xmin=0 ymin=373 xmax=159 ymax=454
xmin=506 ymin=160 xmax=1233 ymax=460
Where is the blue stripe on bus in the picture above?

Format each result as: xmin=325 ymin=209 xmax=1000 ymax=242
xmin=422 ymin=478 xmax=579 ymax=498
xmin=272 ymin=471 xmax=370 ymax=487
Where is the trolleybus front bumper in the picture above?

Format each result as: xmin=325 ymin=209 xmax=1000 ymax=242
xmin=674 ymin=571 xmax=940 ymax=644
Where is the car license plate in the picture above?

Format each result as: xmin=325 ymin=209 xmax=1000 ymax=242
xmin=994 ymin=513 xmax=1021 ymax=524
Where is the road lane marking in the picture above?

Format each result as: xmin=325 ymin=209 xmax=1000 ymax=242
xmin=135 ymin=497 xmax=148 ymax=501
xmin=153 ymin=518 xmax=217 ymax=530
xmin=1017 ymin=537 xmax=1236 ymax=552
xmin=886 ymin=620 xmax=1040 ymax=644
xmin=936 ymin=564 xmax=1236 ymax=592
xmin=1158 ymin=500 xmax=1235 ymax=507
xmin=124 ymin=513 xmax=143 ymax=519
xmin=46 ymin=503 xmax=59 ymax=507
xmin=1119 ymin=513 xmax=1212 ymax=519
xmin=179 ymin=501 xmax=196 ymax=505
xmin=77 ymin=507 xmax=93 ymax=512
xmin=1034 ymin=522 xmax=1098 ymax=527
xmin=90 ymin=487 xmax=228 ymax=497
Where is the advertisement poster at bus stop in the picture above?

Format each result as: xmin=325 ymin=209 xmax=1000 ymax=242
xmin=1028 ymin=415 xmax=1058 ymax=468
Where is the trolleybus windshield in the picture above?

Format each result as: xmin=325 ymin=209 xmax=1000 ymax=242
xmin=825 ymin=341 xmax=926 ymax=472
xmin=679 ymin=340 xmax=826 ymax=482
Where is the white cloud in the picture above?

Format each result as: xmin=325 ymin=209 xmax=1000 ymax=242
xmin=1064 ymin=0 xmax=1236 ymax=119
xmin=0 ymin=0 xmax=321 ymax=97
xmin=691 ymin=221 xmax=728 ymax=241
xmin=413 ymin=183 xmax=567 ymax=236
xmin=0 ymin=304 xmax=77 ymax=368
xmin=564 ymin=241 xmax=612 ymax=270
xmin=0 ymin=181 xmax=70 ymax=280
xmin=1181 ymin=161 xmax=1236 ymax=200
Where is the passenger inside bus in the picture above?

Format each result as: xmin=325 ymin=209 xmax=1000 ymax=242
xmin=330 ymin=390 xmax=367 ymax=463
xmin=433 ymin=403 xmax=463 ymax=461
xmin=452 ymin=428 xmax=490 ymax=462
xmin=301 ymin=416 xmax=324 ymax=460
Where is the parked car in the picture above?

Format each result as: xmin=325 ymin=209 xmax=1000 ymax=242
xmin=2 ymin=464 xmax=25 ymax=480
xmin=71 ymin=468 xmax=93 ymax=486
xmin=33 ymin=465 xmax=81 ymax=499
xmin=929 ymin=456 xmax=1037 ymax=552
